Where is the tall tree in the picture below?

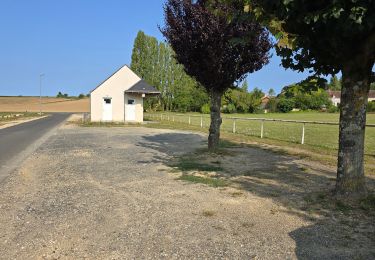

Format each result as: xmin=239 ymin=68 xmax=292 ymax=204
xmin=268 ymin=88 xmax=275 ymax=97
xmin=328 ymin=75 xmax=342 ymax=90
xmin=241 ymin=80 xmax=249 ymax=92
xmin=161 ymin=0 xmax=271 ymax=149
xmin=246 ymin=0 xmax=375 ymax=197
xmin=130 ymin=30 xmax=207 ymax=112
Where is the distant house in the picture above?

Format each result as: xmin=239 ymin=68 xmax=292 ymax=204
xmin=90 ymin=65 xmax=160 ymax=123
xmin=327 ymin=90 xmax=375 ymax=106
xmin=260 ymin=95 xmax=271 ymax=108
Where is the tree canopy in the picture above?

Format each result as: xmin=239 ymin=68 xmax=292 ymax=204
xmin=237 ymin=0 xmax=375 ymax=197
xmin=161 ymin=0 xmax=272 ymax=149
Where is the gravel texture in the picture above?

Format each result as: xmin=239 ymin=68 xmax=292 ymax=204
xmin=0 ymin=125 xmax=373 ymax=259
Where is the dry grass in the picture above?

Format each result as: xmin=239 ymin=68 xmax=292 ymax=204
xmin=0 ymin=96 xmax=89 ymax=112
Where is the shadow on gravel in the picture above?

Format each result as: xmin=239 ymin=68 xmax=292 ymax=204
xmin=138 ymin=132 xmax=375 ymax=259
xmin=138 ymin=132 xmax=205 ymax=159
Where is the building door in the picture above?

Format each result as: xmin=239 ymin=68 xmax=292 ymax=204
xmin=102 ymin=98 xmax=112 ymax=121
xmin=125 ymin=99 xmax=136 ymax=121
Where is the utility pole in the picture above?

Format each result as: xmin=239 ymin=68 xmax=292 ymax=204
xmin=39 ymin=73 xmax=45 ymax=115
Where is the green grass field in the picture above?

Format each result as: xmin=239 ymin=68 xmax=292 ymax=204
xmin=146 ymin=112 xmax=375 ymax=156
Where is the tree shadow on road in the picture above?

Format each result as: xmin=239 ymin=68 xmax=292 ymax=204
xmin=139 ymin=132 xmax=375 ymax=259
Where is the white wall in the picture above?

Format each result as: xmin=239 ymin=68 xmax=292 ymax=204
xmin=125 ymin=93 xmax=144 ymax=122
xmin=90 ymin=65 xmax=142 ymax=122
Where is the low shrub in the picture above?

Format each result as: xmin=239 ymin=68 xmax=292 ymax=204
xmin=201 ymin=103 xmax=210 ymax=114
xmin=222 ymin=103 xmax=236 ymax=114
xmin=277 ymin=98 xmax=294 ymax=113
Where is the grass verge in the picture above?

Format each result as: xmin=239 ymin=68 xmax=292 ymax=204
xmin=177 ymin=174 xmax=228 ymax=188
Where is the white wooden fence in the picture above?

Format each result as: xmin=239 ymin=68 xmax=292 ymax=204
xmin=146 ymin=113 xmax=375 ymax=147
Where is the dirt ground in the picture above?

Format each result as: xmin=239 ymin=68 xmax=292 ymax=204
xmin=0 ymin=97 xmax=89 ymax=112
xmin=0 ymin=123 xmax=374 ymax=259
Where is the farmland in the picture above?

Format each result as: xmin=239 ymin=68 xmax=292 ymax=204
xmin=0 ymin=96 xmax=90 ymax=113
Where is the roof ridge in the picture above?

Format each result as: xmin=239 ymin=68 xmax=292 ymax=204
xmin=90 ymin=64 xmax=130 ymax=93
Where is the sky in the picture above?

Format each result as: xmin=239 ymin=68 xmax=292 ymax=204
xmin=0 ymin=0 xmax=313 ymax=97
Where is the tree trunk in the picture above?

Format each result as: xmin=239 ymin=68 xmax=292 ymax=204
xmin=208 ymin=89 xmax=223 ymax=150
xmin=335 ymin=60 xmax=372 ymax=198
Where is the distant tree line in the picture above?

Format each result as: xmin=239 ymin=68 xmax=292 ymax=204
xmin=56 ymin=92 xmax=88 ymax=99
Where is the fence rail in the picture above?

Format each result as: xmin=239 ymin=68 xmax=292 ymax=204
xmin=145 ymin=113 xmax=375 ymax=154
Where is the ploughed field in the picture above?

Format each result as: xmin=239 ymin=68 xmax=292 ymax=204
xmin=0 ymin=96 xmax=90 ymax=113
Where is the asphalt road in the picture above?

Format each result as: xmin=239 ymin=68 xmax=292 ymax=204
xmin=0 ymin=113 xmax=70 ymax=182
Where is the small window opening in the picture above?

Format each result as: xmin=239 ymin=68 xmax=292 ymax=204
xmin=104 ymin=98 xmax=111 ymax=104
xmin=128 ymin=99 xmax=135 ymax=105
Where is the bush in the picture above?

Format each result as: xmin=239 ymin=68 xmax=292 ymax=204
xmin=78 ymin=94 xmax=85 ymax=99
xmin=201 ymin=103 xmax=210 ymax=114
xmin=328 ymin=105 xmax=339 ymax=113
xmin=222 ymin=103 xmax=236 ymax=113
xmin=368 ymin=101 xmax=375 ymax=112
xmin=277 ymin=98 xmax=294 ymax=113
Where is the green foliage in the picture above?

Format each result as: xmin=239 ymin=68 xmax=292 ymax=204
xmin=371 ymin=83 xmax=375 ymax=90
xmin=294 ymin=90 xmax=332 ymax=111
xmin=277 ymin=97 xmax=294 ymax=113
xmin=268 ymin=88 xmax=276 ymax=97
xmin=223 ymin=86 xmax=264 ymax=113
xmin=251 ymin=0 xmax=375 ymax=75
xmin=278 ymin=76 xmax=331 ymax=111
xmin=328 ymin=106 xmax=340 ymax=113
xmin=177 ymin=175 xmax=228 ymax=188
xmin=130 ymin=31 xmax=208 ymax=112
xmin=222 ymin=103 xmax=237 ymax=114
xmin=241 ymin=80 xmax=249 ymax=92
xmin=265 ymin=97 xmax=278 ymax=112
xmin=368 ymin=101 xmax=375 ymax=113
xmin=78 ymin=94 xmax=85 ymax=99
xmin=201 ymin=103 xmax=211 ymax=114
xmin=328 ymin=75 xmax=342 ymax=90
xmin=281 ymin=76 xmax=327 ymax=98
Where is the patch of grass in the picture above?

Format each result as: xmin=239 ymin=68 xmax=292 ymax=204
xmin=0 ymin=112 xmax=44 ymax=122
xmin=177 ymin=174 xmax=228 ymax=188
xmin=202 ymin=210 xmax=215 ymax=217
xmin=218 ymin=139 xmax=240 ymax=148
xmin=80 ymin=121 xmax=142 ymax=127
xmin=173 ymin=159 xmax=223 ymax=172
xmin=230 ymin=191 xmax=244 ymax=197
xmin=298 ymin=166 xmax=308 ymax=172
xmin=335 ymin=201 xmax=353 ymax=213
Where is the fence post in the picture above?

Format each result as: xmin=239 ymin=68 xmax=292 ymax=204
xmin=232 ymin=119 xmax=236 ymax=133
xmin=172 ymin=116 xmax=174 ymax=122
xmin=189 ymin=115 xmax=191 ymax=125
xmin=200 ymin=116 xmax=203 ymax=128
xmin=261 ymin=120 xmax=264 ymax=138
xmin=301 ymin=123 xmax=305 ymax=144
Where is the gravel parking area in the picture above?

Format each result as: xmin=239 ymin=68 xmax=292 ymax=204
xmin=0 ymin=124 xmax=373 ymax=259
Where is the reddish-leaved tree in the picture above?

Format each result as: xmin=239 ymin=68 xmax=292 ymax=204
xmin=161 ymin=0 xmax=271 ymax=149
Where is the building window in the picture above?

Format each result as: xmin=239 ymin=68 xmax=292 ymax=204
xmin=104 ymin=98 xmax=111 ymax=104
xmin=128 ymin=99 xmax=135 ymax=105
